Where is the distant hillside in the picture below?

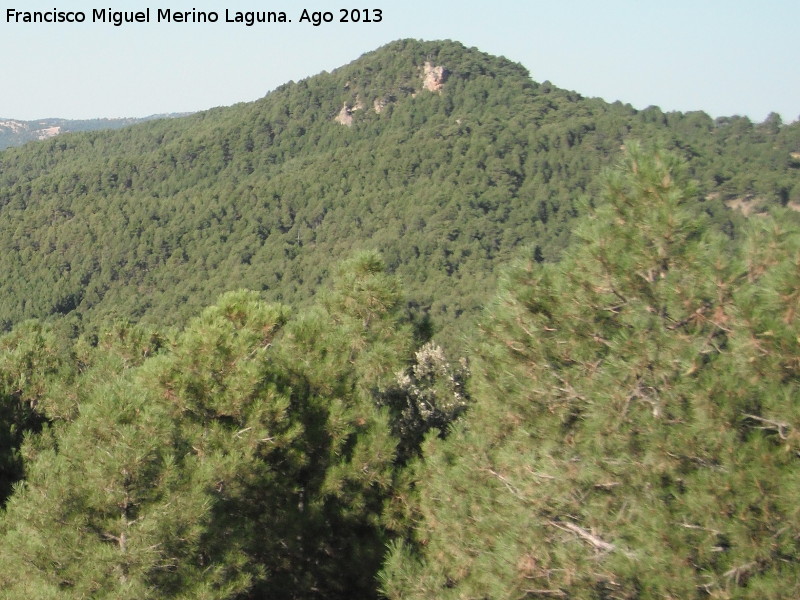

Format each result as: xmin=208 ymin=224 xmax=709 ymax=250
xmin=0 ymin=114 xmax=190 ymax=149
xmin=0 ymin=39 xmax=798 ymax=337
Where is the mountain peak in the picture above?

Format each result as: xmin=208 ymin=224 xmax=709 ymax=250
xmin=285 ymin=38 xmax=536 ymax=129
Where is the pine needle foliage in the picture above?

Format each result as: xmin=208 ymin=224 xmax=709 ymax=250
xmin=0 ymin=260 xmax=414 ymax=599
xmin=380 ymin=144 xmax=800 ymax=600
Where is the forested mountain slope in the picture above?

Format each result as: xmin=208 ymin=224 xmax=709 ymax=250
xmin=0 ymin=145 xmax=797 ymax=599
xmin=0 ymin=39 xmax=798 ymax=338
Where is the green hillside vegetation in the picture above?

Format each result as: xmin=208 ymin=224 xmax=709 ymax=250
xmin=1 ymin=144 xmax=797 ymax=599
xmin=381 ymin=145 xmax=800 ymax=599
xmin=0 ymin=39 xmax=798 ymax=598
xmin=0 ymin=254 xmax=416 ymax=599
xmin=0 ymin=40 xmax=798 ymax=341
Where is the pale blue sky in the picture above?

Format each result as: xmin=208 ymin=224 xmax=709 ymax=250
xmin=2 ymin=1 xmax=798 ymax=122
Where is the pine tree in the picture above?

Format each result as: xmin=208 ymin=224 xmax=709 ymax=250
xmin=0 ymin=368 xmax=254 ymax=599
xmin=0 ymin=260 xmax=417 ymax=599
xmin=0 ymin=320 xmax=75 ymax=506
xmin=381 ymin=144 xmax=800 ymax=599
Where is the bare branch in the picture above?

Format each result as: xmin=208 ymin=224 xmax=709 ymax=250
xmin=593 ymin=481 xmax=621 ymax=491
xmin=677 ymin=522 xmax=721 ymax=535
xmin=524 ymin=466 xmax=556 ymax=481
xmin=523 ymin=589 xmax=566 ymax=597
xmin=742 ymin=413 xmax=790 ymax=440
xmin=724 ymin=562 xmax=757 ymax=585
xmin=549 ymin=520 xmax=615 ymax=552
xmin=484 ymin=468 xmax=524 ymax=499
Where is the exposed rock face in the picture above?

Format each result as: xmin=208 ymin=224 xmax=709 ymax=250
xmin=37 ymin=125 xmax=62 ymax=140
xmin=0 ymin=120 xmax=60 ymax=141
xmin=422 ymin=62 xmax=448 ymax=92
xmin=334 ymin=96 xmax=365 ymax=126
xmin=335 ymin=103 xmax=354 ymax=126
xmin=333 ymin=60 xmax=447 ymax=126
xmin=0 ymin=119 xmax=26 ymax=133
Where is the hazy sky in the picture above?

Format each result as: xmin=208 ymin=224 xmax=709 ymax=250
xmin=2 ymin=1 xmax=798 ymax=122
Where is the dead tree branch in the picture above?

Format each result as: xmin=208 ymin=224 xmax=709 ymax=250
xmin=549 ymin=520 xmax=615 ymax=552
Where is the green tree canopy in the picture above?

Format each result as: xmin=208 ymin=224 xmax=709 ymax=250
xmin=381 ymin=144 xmax=800 ymax=600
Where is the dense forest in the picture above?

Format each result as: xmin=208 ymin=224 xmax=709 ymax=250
xmin=0 ymin=40 xmax=798 ymax=598
xmin=0 ymin=40 xmax=798 ymax=341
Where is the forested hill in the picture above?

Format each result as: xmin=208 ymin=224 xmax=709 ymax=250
xmin=1 ymin=39 xmax=798 ymax=335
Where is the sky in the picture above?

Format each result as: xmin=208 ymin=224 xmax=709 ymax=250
xmin=1 ymin=0 xmax=798 ymax=123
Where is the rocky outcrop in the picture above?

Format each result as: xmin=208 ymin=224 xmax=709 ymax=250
xmin=36 ymin=125 xmax=62 ymax=140
xmin=335 ymin=103 xmax=354 ymax=126
xmin=422 ymin=62 xmax=448 ymax=92
xmin=334 ymin=96 xmax=365 ymax=126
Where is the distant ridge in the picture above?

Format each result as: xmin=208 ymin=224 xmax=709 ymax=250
xmin=0 ymin=113 xmax=191 ymax=149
